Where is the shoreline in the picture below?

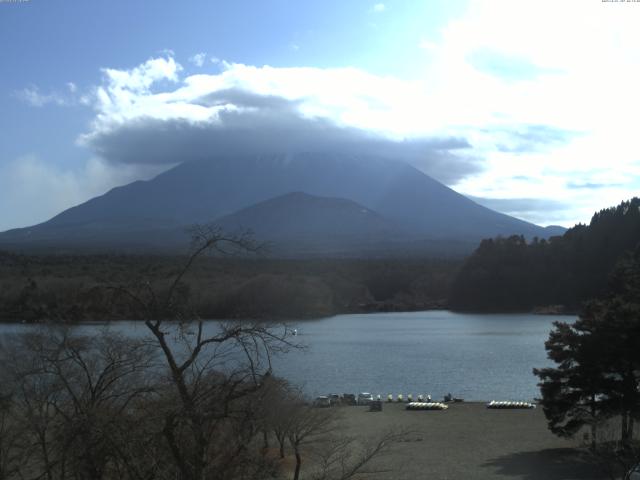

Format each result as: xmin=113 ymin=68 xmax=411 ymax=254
xmin=0 ymin=305 xmax=578 ymax=324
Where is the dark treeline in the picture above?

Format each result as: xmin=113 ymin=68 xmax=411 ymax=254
xmin=450 ymin=198 xmax=640 ymax=312
xmin=0 ymin=252 xmax=459 ymax=322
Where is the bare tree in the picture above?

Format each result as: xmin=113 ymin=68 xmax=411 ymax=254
xmin=310 ymin=428 xmax=408 ymax=480
xmin=110 ymin=225 xmax=297 ymax=480
xmin=0 ymin=391 xmax=23 ymax=480
xmin=280 ymin=394 xmax=408 ymax=480
xmin=0 ymin=328 xmax=158 ymax=480
xmin=286 ymin=401 xmax=339 ymax=480
xmin=260 ymin=376 xmax=298 ymax=459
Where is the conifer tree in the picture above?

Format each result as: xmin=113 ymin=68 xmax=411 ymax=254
xmin=534 ymin=246 xmax=640 ymax=448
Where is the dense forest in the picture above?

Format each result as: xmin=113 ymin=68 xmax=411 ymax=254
xmin=450 ymin=198 xmax=640 ymax=312
xmin=0 ymin=252 xmax=459 ymax=322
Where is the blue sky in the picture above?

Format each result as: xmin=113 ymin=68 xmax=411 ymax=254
xmin=1 ymin=0 xmax=639 ymax=230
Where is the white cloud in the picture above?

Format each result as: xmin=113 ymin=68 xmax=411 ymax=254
xmin=410 ymin=0 xmax=640 ymax=225
xmin=91 ymin=56 xmax=183 ymax=124
xmin=83 ymin=57 xmax=454 ymax=142
xmin=372 ymin=3 xmax=386 ymax=13
xmin=188 ymin=52 xmax=207 ymax=67
xmin=101 ymin=56 xmax=181 ymax=95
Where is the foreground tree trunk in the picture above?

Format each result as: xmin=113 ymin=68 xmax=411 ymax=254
xmin=293 ymin=448 xmax=302 ymax=480
xmin=622 ymin=411 xmax=629 ymax=446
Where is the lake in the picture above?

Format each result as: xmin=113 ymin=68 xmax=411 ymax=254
xmin=0 ymin=310 xmax=574 ymax=402
xmin=272 ymin=311 xmax=573 ymax=401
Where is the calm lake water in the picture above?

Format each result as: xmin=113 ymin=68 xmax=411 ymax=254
xmin=0 ymin=311 xmax=574 ymax=402
xmin=274 ymin=311 xmax=574 ymax=401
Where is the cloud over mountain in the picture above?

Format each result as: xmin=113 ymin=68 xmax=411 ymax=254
xmin=79 ymin=58 xmax=481 ymax=185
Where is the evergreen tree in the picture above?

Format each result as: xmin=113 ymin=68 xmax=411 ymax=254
xmin=533 ymin=306 xmax=610 ymax=448
xmin=534 ymin=247 xmax=640 ymax=448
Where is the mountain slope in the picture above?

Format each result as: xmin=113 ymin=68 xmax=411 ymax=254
xmin=216 ymin=192 xmax=396 ymax=238
xmin=0 ymin=153 xmax=561 ymax=255
xmin=215 ymin=191 xmax=405 ymax=255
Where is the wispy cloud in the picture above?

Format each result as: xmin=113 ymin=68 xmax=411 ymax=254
xmin=469 ymin=196 xmax=566 ymax=214
xmin=188 ymin=52 xmax=207 ymax=67
xmin=15 ymin=83 xmax=92 ymax=108
xmin=16 ymin=86 xmax=69 ymax=107
xmin=469 ymin=196 xmax=574 ymax=226
xmin=567 ymin=181 xmax=623 ymax=190
xmin=467 ymin=49 xmax=561 ymax=82
xmin=490 ymin=125 xmax=580 ymax=153
xmin=371 ymin=3 xmax=386 ymax=13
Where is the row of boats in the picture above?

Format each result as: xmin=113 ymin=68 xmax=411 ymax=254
xmin=404 ymin=400 xmax=536 ymax=411
xmin=406 ymin=402 xmax=449 ymax=410
xmin=386 ymin=394 xmax=434 ymax=402
xmin=486 ymin=400 xmax=536 ymax=409
xmin=389 ymin=397 xmax=537 ymax=410
xmin=318 ymin=393 xmax=536 ymax=410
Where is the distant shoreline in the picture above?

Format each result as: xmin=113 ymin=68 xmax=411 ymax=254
xmin=0 ymin=306 xmax=578 ymax=325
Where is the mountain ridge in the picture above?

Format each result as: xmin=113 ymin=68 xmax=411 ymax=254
xmin=0 ymin=153 xmax=565 ymax=256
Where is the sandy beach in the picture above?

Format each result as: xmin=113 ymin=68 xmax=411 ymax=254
xmin=335 ymin=402 xmax=606 ymax=480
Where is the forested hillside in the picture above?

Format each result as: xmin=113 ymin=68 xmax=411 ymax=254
xmin=450 ymin=198 xmax=640 ymax=312
xmin=0 ymin=252 xmax=458 ymax=322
